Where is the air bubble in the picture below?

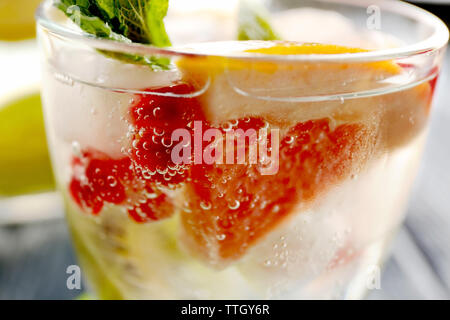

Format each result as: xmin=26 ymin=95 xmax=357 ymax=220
xmin=153 ymin=107 xmax=161 ymax=118
xmin=153 ymin=128 xmax=165 ymax=137
xmin=156 ymin=166 xmax=168 ymax=175
xmin=216 ymin=234 xmax=226 ymax=241
xmin=259 ymin=201 xmax=268 ymax=210
xmin=285 ymin=136 xmax=294 ymax=144
xmin=200 ymin=201 xmax=212 ymax=210
xmin=141 ymin=170 xmax=156 ymax=179
xmin=107 ymin=176 xmax=117 ymax=187
xmin=183 ymin=206 xmax=192 ymax=214
xmin=228 ymin=200 xmax=240 ymax=210
xmin=222 ymin=122 xmax=233 ymax=132
xmin=161 ymin=137 xmax=173 ymax=148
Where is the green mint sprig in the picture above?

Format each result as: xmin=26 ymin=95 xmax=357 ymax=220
xmin=55 ymin=0 xmax=172 ymax=70
xmin=55 ymin=0 xmax=280 ymax=70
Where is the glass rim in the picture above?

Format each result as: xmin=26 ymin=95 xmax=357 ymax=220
xmin=36 ymin=0 xmax=449 ymax=63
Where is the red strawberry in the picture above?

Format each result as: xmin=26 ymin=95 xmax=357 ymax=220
xmin=69 ymin=178 xmax=104 ymax=215
xmin=181 ymin=118 xmax=367 ymax=265
xmin=127 ymin=185 xmax=174 ymax=223
xmin=69 ymin=83 xmax=206 ymax=222
xmin=68 ymin=150 xmax=173 ymax=223
xmin=129 ymin=83 xmax=205 ymax=186
xmin=69 ymin=151 xmax=131 ymax=214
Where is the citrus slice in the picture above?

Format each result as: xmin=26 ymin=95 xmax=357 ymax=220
xmin=177 ymin=42 xmax=432 ymax=149
xmin=0 ymin=92 xmax=54 ymax=196
xmin=0 ymin=0 xmax=42 ymax=41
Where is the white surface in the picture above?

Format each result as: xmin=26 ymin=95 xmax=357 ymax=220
xmin=0 ymin=40 xmax=40 ymax=102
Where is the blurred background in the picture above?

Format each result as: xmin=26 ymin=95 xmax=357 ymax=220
xmin=0 ymin=0 xmax=449 ymax=299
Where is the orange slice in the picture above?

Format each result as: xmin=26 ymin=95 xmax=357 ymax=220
xmin=178 ymin=42 xmax=432 ymax=148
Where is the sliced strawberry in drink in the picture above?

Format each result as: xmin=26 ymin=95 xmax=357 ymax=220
xmin=69 ymin=83 xmax=206 ymax=222
xmin=127 ymin=185 xmax=174 ymax=223
xmin=69 ymin=177 xmax=104 ymax=215
xmin=69 ymin=151 xmax=131 ymax=214
xmin=129 ymin=83 xmax=205 ymax=186
xmin=181 ymin=118 xmax=367 ymax=265
xmin=68 ymin=150 xmax=174 ymax=223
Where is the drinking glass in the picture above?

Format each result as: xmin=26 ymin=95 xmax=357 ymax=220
xmin=36 ymin=0 xmax=448 ymax=299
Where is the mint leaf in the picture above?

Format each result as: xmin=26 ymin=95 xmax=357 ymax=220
xmin=55 ymin=0 xmax=171 ymax=70
xmin=114 ymin=0 xmax=171 ymax=46
xmin=100 ymin=50 xmax=171 ymax=70
xmin=95 ymin=0 xmax=116 ymax=20
xmin=144 ymin=0 xmax=171 ymax=46
xmin=238 ymin=0 xmax=280 ymax=41
xmin=56 ymin=0 xmax=128 ymax=41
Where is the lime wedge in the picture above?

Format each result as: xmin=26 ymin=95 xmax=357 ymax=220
xmin=0 ymin=92 xmax=55 ymax=196
xmin=0 ymin=0 xmax=42 ymax=41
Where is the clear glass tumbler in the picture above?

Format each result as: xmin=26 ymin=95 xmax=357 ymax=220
xmin=36 ymin=0 xmax=448 ymax=299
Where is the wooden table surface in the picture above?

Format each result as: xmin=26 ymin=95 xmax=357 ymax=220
xmin=0 ymin=48 xmax=449 ymax=300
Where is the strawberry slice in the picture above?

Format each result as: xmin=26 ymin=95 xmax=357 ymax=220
xmin=68 ymin=150 xmax=173 ymax=223
xmin=69 ymin=83 xmax=206 ymax=222
xmin=69 ymin=151 xmax=131 ymax=215
xmin=129 ymin=83 xmax=205 ymax=186
xmin=126 ymin=185 xmax=173 ymax=223
xmin=181 ymin=118 xmax=367 ymax=265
